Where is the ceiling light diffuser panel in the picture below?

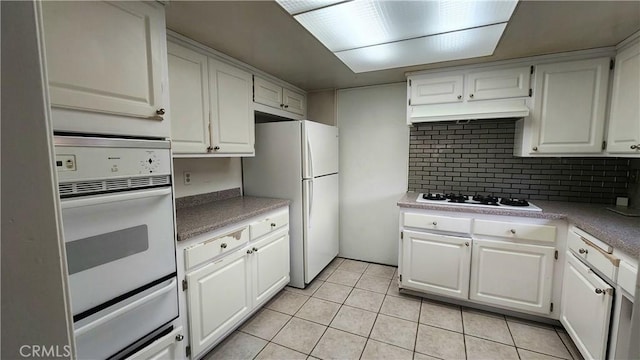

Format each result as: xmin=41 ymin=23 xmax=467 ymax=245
xmin=276 ymin=0 xmax=518 ymax=73
xmin=335 ymin=23 xmax=507 ymax=73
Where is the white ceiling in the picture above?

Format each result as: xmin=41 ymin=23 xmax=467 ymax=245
xmin=165 ymin=0 xmax=640 ymax=92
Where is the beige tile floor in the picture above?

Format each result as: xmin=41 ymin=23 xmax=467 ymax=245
xmin=205 ymin=258 xmax=584 ymax=360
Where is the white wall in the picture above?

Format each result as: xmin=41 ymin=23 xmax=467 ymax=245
xmin=1 ymin=1 xmax=74 ymax=357
xmin=337 ymin=83 xmax=409 ymax=265
xmin=307 ymin=89 xmax=336 ymax=126
xmin=173 ymin=157 xmax=242 ymax=198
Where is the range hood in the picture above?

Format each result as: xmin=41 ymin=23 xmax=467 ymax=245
xmin=408 ymin=98 xmax=530 ymax=123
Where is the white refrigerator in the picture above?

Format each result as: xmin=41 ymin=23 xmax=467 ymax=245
xmin=243 ymin=120 xmax=339 ymax=288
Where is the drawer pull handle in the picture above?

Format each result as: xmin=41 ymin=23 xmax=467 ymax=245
xmin=432 ymin=221 xmax=437 ymax=226
xmin=595 ymin=288 xmax=605 ymax=295
xmin=271 ymin=223 xmax=276 ymax=228
xmin=578 ymin=248 xmax=588 ymax=254
xmin=252 ymin=247 xmax=259 ymax=252
xmin=220 ymin=243 xmax=228 ymax=249
xmin=510 ymin=229 xmax=516 ymax=234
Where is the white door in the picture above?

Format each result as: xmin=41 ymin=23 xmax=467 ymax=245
xmin=186 ymin=249 xmax=251 ymax=358
xmin=127 ymin=326 xmax=183 ymax=360
xmin=253 ymin=77 xmax=283 ymax=109
xmin=529 ymin=57 xmax=609 ymax=154
xmin=283 ymin=88 xmax=305 ymax=115
xmin=607 ymin=42 xmax=640 ymax=154
xmin=303 ymin=174 xmax=339 ymax=283
xmin=252 ymin=230 xmax=291 ymax=306
xmin=168 ymin=42 xmax=210 ymax=153
xmin=561 ymin=253 xmax=613 ymax=360
xmin=465 ymin=66 xmax=531 ymax=101
xmin=41 ymin=1 xmax=165 ymax=120
xmin=209 ymin=58 xmax=254 ymax=154
xmin=302 ymin=121 xmax=339 ymax=178
xmin=470 ymin=239 xmax=555 ymax=315
xmin=401 ymin=230 xmax=471 ymax=300
xmin=410 ymin=74 xmax=464 ymax=105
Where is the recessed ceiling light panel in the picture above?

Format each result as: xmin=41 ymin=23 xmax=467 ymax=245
xmin=334 ymin=23 xmax=507 ymax=73
xmin=293 ymin=0 xmax=517 ymax=52
xmin=276 ymin=0 xmax=347 ymax=15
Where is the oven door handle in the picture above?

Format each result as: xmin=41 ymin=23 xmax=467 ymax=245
xmin=61 ymin=187 xmax=172 ymax=209
xmin=74 ymin=278 xmax=176 ymax=337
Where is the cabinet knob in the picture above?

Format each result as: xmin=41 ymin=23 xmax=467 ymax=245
xmin=252 ymin=247 xmax=259 ymax=252
xmin=156 ymin=108 xmax=165 ymax=115
xmin=532 ymin=146 xmax=538 ymax=151
xmin=457 ymin=95 xmax=462 ymax=100
xmin=578 ymin=248 xmax=588 ymax=254
xmin=207 ymin=146 xmax=214 ymax=152
xmin=220 ymin=243 xmax=228 ymax=249
xmin=175 ymin=334 xmax=184 ymax=342
xmin=247 ymin=249 xmax=254 ymax=254
xmin=595 ymin=288 xmax=605 ymax=295
xmin=469 ymin=94 xmax=474 ymax=98
xmin=284 ymin=105 xmax=289 ymax=108
xmin=280 ymin=104 xmax=284 ymax=107
xmin=510 ymin=229 xmax=516 ymax=234
xmin=465 ymin=242 xmax=470 ymax=247
xmin=631 ymin=144 xmax=639 ymax=150
xmin=432 ymin=221 xmax=437 ymax=226
xmin=271 ymin=223 xmax=276 ymax=227
xmin=214 ymin=146 xmax=220 ymax=151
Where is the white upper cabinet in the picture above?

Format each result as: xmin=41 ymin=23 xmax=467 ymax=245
xmin=167 ymin=40 xmax=254 ymax=156
xmin=407 ymin=66 xmax=531 ymax=123
xmin=410 ymin=74 xmax=464 ymax=105
xmin=168 ymin=42 xmax=210 ymax=153
xmin=42 ymin=1 xmax=166 ymax=122
xmin=465 ymin=66 xmax=531 ymax=101
xmin=209 ymin=58 xmax=254 ymax=154
xmin=519 ymin=57 xmax=610 ymax=155
xmin=607 ymin=40 xmax=640 ymax=155
xmin=253 ymin=76 xmax=306 ymax=119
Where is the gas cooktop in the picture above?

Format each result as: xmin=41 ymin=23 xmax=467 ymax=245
xmin=416 ymin=193 xmax=542 ymax=212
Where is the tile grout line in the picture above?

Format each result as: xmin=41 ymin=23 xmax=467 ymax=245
xmin=460 ymin=305 xmax=468 ymax=360
xmin=554 ymin=327 xmax=578 ymax=360
xmin=504 ymin=315 xmax=522 ymax=360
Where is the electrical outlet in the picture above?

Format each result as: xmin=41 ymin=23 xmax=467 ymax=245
xmin=183 ymin=171 xmax=192 ymax=185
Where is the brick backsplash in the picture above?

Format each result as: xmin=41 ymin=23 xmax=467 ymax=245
xmin=408 ymin=119 xmax=631 ymax=204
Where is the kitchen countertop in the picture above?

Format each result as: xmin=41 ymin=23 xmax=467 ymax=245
xmin=398 ymin=192 xmax=640 ymax=258
xmin=176 ymin=193 xmax=290 ymax=242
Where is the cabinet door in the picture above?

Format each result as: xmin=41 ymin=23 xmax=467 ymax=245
xmin=283 ymin=89 xmax=305 ymax=116
xmin=529 ymin=58 xmax=609 ymax=154
xmin=561 ymin=253 xmax=613 ymax=360
xmin=470 ymin=239 xmax=555 ymax=314
xmin=209 ymin=58 xmax=254 ymax=154
xmin=41 ymin=1 xmax=165 ymax=119
xmin=252 ymin=230 xmax=290 ymax=307
xmin=466 ymin=66 xmax=531 ymax=101
xmin=127 ymin=326 xmax=184 ymax=360
xmin=410 ymin=74 xmax=464 ymax=105
xmin=254 ymin=77 xmax=283 ymax=109
xmin=186 ymin=249 xmax=251 ymax=358
xmin=168 ymin=42 xmax=210 ymax=153
xmin=401 ymin=230 xmax=471 ymax=299
xmin=607 ymin=42 xmax=640 ymax=154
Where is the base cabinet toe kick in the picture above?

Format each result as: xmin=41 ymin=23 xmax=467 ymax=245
xmin=398 ymin=208 xmax=637 ymax=360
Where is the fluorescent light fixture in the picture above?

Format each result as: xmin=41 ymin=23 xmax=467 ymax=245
xmin=276 ymin=0 xmax=518 ymax=73
xmin=335 ymin=23 xmax=507 ymax=73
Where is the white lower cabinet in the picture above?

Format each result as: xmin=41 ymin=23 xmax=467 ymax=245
xmin=561 ymin=253 xmax=613 ymax=360
xmin=470 ymin=239 xmax=555 ymax=314
xmin=128 ymin=327 xmax=184 ymax=360
xmin=182 ymin=209 xmax=290 ymax=359
xmin=402 ymin=230 xmax=471 ymax=299
xmin=186 ymin=248 xmax=252 ymax=357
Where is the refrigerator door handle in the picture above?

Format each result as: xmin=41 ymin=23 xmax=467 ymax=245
xmin=308 ymin=179 xmax=313 ymax=229
xmin=307 ymin=138 xmax=314 ymax=179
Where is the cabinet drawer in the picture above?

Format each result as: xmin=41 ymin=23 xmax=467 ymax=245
xmin=567 ymin=229 xmax=618 ymax=282
xmin=250 ymin=210 xmax=289 ymax=240
xmin=403 ymin=213 xmax=471 ymax=233
xmin=617 ymin=261 xmax=637 ymax=297
xmin=473 ymin=220 xmax=556 ymax=243
xmin=185 ymin=227 xmax=249 ymax=270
